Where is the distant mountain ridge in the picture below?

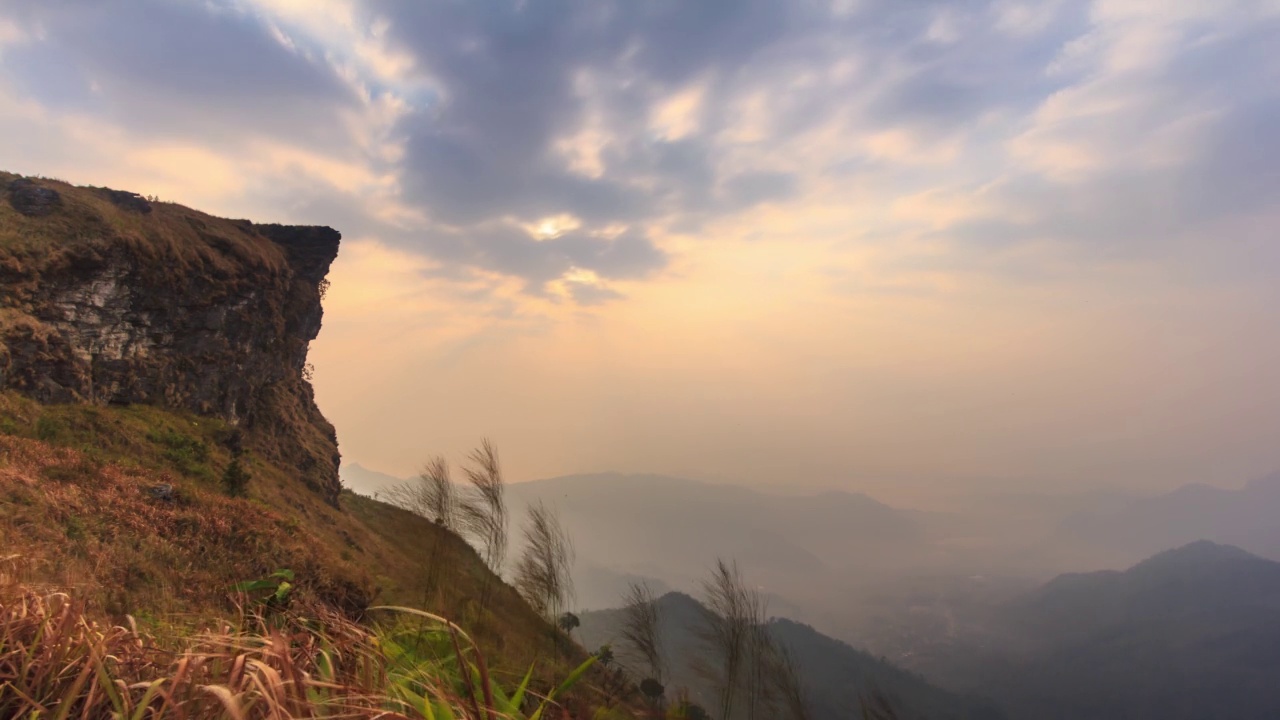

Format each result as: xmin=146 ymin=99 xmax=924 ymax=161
xmin=504 ymin=472 xmax=926 ymax=610
xmin=340 ymin=462 xmax=406 ymax=496
xmin=1056 ymin=471 xmax=1280 ymax=565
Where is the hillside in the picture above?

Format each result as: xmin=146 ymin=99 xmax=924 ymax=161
xmin=0 ymin=173 xmax=611 ymax=713
xmin=578 ymin=592 xmax=1006 ymax=720
xmin=914 ymin=541 xmax=1280 ymax=720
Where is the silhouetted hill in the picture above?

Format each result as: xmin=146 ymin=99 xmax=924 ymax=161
xmin=920 ymin=541 xmax=1280 ymax=720
xmin=578 ymin=592 xmax=1006 ymax=720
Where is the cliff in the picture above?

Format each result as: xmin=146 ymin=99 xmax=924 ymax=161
xmin=0 ymin=172 xmax=343 ymax=503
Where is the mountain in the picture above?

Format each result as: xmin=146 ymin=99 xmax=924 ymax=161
xmin=341 ymin=462 xmax=408 ymax=496
xmin=1055 ymin=472 xmax=1280 ymax=565
xmin=506 ymin=472 xmax=927 ymax=611
xmin=914 ymin=541 xmax=1280 ymax=720
xmin=578 ymin=592 xmax=1006 ymax=720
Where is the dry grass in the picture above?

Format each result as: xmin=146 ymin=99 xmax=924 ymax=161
xmin=0 ymin=432 xmax=369 ymax=618
xmin=0 ymin=587 xmax=604 ymax=719
xmin=0 ymin=395 xmax=609 ymax=700
xmin=0 ymin=172 xmax=286 ymax=274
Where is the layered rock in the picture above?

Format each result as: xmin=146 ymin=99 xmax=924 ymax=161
xmin=0 ymin=173 xmax=343 ymax=504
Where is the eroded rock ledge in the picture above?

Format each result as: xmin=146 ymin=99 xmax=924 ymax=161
xmin=0 ymin=173 xmax=344 ymax=504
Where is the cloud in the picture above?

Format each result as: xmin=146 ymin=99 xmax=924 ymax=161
xmin=6 ymin=0 xmax=1279 ymax=491
xmin=1 ymin=0 xmax=1277 ymax=304
xmin=1 ymin=0 xmax=362 ymax=148
xmin=356 ymin=0 xmax=834 ymax=293
xmin=916 ymin=0 xmax=1280 ymax=281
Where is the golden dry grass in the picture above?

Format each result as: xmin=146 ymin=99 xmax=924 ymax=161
xmin=0 ymin=432 xmax=370 ymax=618
xmin=0 ymin=394 xmax=600 ymax=691
xmin=1 ymin=172 xmax=286 ymax=275
xmin=0 ymin=586 xmax=615 ymax=719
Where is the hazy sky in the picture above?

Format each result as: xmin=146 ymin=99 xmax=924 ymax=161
xmin=2 ymin=0 xmax=1278 ymax=502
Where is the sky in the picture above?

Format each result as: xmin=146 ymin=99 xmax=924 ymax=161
xmin=1 ymin=0 xmax=1278 ymax=503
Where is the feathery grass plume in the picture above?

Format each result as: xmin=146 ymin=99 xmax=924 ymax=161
xmin=513 ymin=500 xmax=576 ymax=624
xmin=388 ymin=455 xmax=458 ymax=605
xmin=693 ymin=560 xmax=798 ymax=720
xmin=620 ymin=581 xmax=665 ymax=686
xmin=458 ymin=439 xmax=507 ymax=575
xmin=388 ymin=455 xmax=457 ymax=529
xmin=764 ymin=639 xmax=812 ymax=720
xmin=695 ymin=558 xmax=752 ymax=720
xmin=743 ymin=588 xmax=771 ymax=720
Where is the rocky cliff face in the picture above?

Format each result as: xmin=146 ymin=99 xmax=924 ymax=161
xmin=0 ymin=173 xmax=343 ymax=504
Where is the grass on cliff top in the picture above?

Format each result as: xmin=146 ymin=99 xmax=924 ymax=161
xmin=0 ymin=392 xmax=590 ymax=691
xmin=0 ymin=171 xmax=286 ymax=273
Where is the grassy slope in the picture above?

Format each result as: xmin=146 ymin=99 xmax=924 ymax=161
xmin=0 ymin=172 xmax=640 ymax=712
xmin=0 ymin=393 xmax=585 ymax=691
xmin=0 ymin=173 xmax=624 ymax=712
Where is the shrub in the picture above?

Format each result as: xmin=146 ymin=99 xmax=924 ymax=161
xmin=222 ymin=456 xmax=251 ymax=497
xmin=34 ymin=415 xmax=66 ymax=443
xmin=147 ymin=428 xmax=212 ymax=479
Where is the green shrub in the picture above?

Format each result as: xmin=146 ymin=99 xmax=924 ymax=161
xmin=147 ymin=428 xmax=213 ymax=479
xmin=63 ymin=514 xmax=86 ymax=541
xmin=232 ymin=568 xmax=294 ymax=609
xmin=34 ymin=415 xmax=67 ymax=442
xmin=222 ymin=456 xmax=251 ymax=497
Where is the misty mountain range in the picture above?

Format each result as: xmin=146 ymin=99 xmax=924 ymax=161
xmin=572 ymin=541 xmax=1280 ymax=720
xmin=1053 ymin=472 xmax=1280 ymax=566
xmin=341 ymin=464 xmax=1280 ymax=717
xmin=342 ymin=463 xmax=1280 ymax=605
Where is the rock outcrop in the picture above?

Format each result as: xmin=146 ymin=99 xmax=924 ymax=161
xmin=0 ymin=173 xmax=343 ymax=504
xmin=8 ymin=178 xmax=63 ymax=217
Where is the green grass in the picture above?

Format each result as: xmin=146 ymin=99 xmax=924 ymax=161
xmin=146 ymin=426 xmax=214 ymax=480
